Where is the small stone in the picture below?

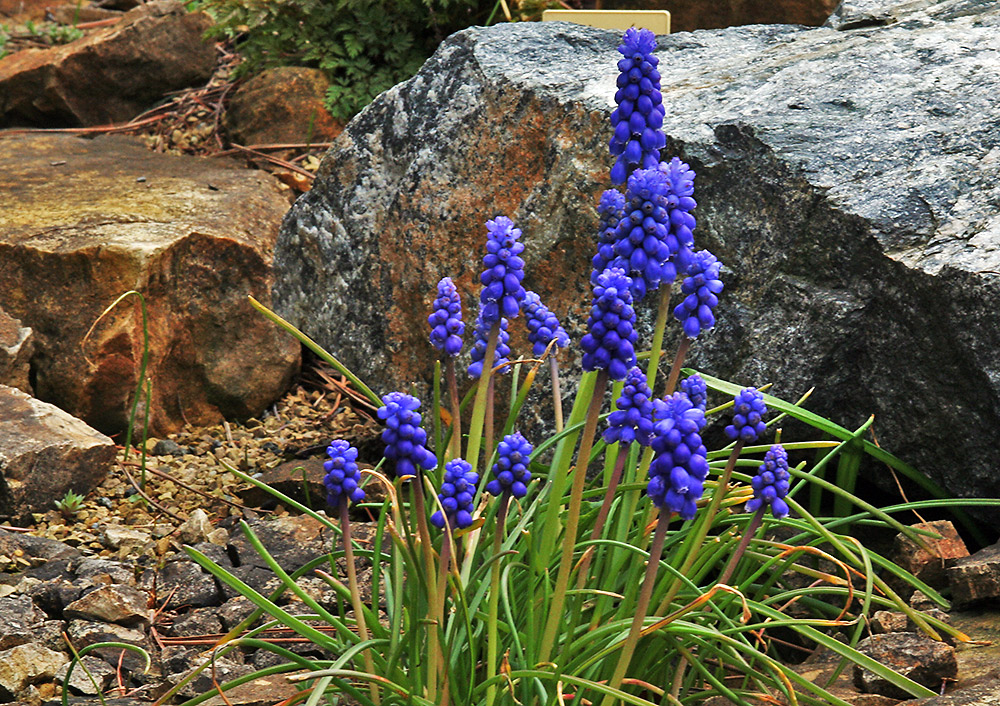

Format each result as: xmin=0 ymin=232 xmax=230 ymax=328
xmin=55 ymin=654 xmax=116 ymax=695
xmin=63 ymin=584 xmax=151 ymax=626
xmin=152 ymin=439 xmax=184 ymax=456
xmin=892 ymin=521 xmax=969 ymax=590
xmin=871 ymin=610 xmax=908 ymax=634
xmin=177 ymin=508 xmax=213 ymax=545
xmin=948 ymin=540 xmax=1000 ymax=610
xmin=0 ymin=642 xmax=69 ymax=700
xmin=853 ymin=632 xmax=957 ymax=699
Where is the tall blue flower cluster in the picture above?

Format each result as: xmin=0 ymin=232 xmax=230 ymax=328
xmin=673 ymin=250 xmax=724 ymax=339
xmin=428 ymin=277 xmax=464 ymax=357
xmin=377 ymin=392 xmax=436 ymax=479
xmin=467 ymin=309 xmax=511 ymax=378
xmin=580 ymin=267 xmax=638 ymax=381
xmin=592 ymin=189 xmax=626 ymax=285
xmin=660 ymin=157 xmax=698 ymax=273
xmin=485 ymin=431 xmax=533 ymax=499
xmin=480 ymin=216 xmax=526 ymax=325
xmin=604 ymin=366 xmax=657 ymax=446
xmin=724 ymin=388 xmax=768 ymax=443
xmin=647 ymin=393 xmax=709 ymax=520
xmin=614 ymin=167 xmax=676 ymax=301
xmin=609 ymin=27 xmax=665 ymax=185
xmin=746 ymin=444 xmax=791 ymax=519
xmin=680 ymin=373 xmax=708 ymax=412
xmin=430 ymin=458 xmax=479 ymax=530
xmin=323 ymin=440 xmax=365 ymax=508
xmin=522 ymin=291 xmax=569 ymax=357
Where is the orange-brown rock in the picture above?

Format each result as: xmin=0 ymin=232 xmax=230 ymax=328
xmin=595 ymin=0 xmax=837 ymax=32
xmin=0 ymin=383 xmax=115 ymax=515
xmin=892 ymin=520 xmax=970 ymax=590
xmin=0 ymin=0 xmax=215 ymax=127
xmin=225 ymin=67 xmax=342 ymax=150
xmin=0 ymin=0 xmax=52 ymax=22
xmin=0 ymin=132 xmax=300 ymax=436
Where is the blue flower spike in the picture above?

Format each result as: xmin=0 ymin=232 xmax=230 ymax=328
xmin=610 ymin=27 xmax=666 ymax=185
xmin=377 ymin=392 xmax=437 ymax=479
xmin=428 ymin=277 xmax=464 ymax=357
xmin=604 ymin=366 xmax=657 ymax=447
xmin=592 ymin=189 xmax=626 ymax=285
xmin=467 ymin=307 xmax=511 ymax=378
xmin=673 ymin=250 xmax=724 ymax=339
xmin=323 ymin=440 xmax=366 ymax=509
xmin=746 ymin=444 xmax=791 ymax=519
xmin=680 ymin=374 xmax=708 ymax=412
xmin=647 ymin=393 xmax=709 ymax=520
xmin=522 ymin=291 xmax=570 ymax=357
xmin=580 ymin=267 xmax=639 ymax=381
xmin=724 ymin=387 xmax=768 ymax=443
xmin=430 ymin=458 xmax=479 ymax=530
xmin=614 ymin=167 xmax=677 ymax=301
xmin=660 ymin=157 xmax=698 ymax=272
xmin=485 ymin=432 xmax=534 ymax=499
xmin=480 ymin=216 xmax=527 ymax=326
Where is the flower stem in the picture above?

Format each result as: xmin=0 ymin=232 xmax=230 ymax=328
xmin=716 ymin=507 xmax=764 ymax=587
xmin=664 ymin=338 xmax=691 ymax=396
xmin=411 ymin=480 xmax=439 ymax=700
xmin=657 ymin=440 xmax=745 ymax=614
xmin=485 ymin=493 xmax=510 ymax=706
xmin=577 ymin=447 xmax=628 ymax=588
xmin=466 ymin=323 xmax=499 ymax=477
xmin=445 ymin=358 xmax=462 ymax=461
xmin=645 ymin=286 xmax=672 ymax=388
xmin=485 ymin=375 xmax=496 ymax=470
xmin=601 ymin=510 xmax=672 ymax=706
xmin=340 ymin=501 xmax=380 ymax=705
xmin=435 ymin=527 xmax=453 ymax=706
xmin=550 ymin=356 xmax=564 ymax=433
xmin=539 ymin=370 xmax=608 ymax=664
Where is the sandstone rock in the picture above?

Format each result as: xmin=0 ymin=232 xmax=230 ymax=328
xmin=0 ymin=642 xmax=68 ymax=700
xmin=893 ymin=521 xmax=970 ymax=590
xmin=201 ymin=674 xmax=299 ymax=706
xmin=0 ymin=0 xmax=216 ymax=126
xmin=854 ymin=632 xmax=957 ymax=698
xmin=0 ymin=132 xmax=300 ymax=436
xmin=0 ymin=595 xmax=49 ymax=649
xmin=274 ymin=2 xmax=1000 ymax=522
xmin=65 ymin=620 xmax=149 ymax=672
xmin=0 ymin=384 xmax=115 ymax=515
xmin=63 ymin=583 xmax=150 ymax=625
xmin=176 ymin=508 xmax=213 ymax=545
xmin=948 ymin=541 xmax=1000 ymax=609
xmin=225 ymin=67 xmax=342 ymax=149
xmin=140 ymin=559 xmax=219 ymax=609
xmin=0 ymin=306 xmax=33 ymax=394
xmin=0 ymin=0 xmax=52 ymax=22
xmin=905 ymin=681 xmax=1000 ymax=706
xmin=55 ymin=654 xmax=116 ymax=695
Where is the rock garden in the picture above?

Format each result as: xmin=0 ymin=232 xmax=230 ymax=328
xmin=1 ymin=0 xmax=1000 ymax=704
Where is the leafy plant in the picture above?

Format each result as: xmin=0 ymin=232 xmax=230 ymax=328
xmin=150 ymin=25 xmax=998 ymax=706
xmin=193 ymin=0 xmax=498 ymax=122
xmin=54 ymin=490 xmax=86 ymax=519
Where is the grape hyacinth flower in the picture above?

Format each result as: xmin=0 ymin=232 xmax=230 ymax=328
xmin=592 ymin=189 xmax=626 ymax=285
xmin=724 ymin=387 xmax=768 ymax=443
xmin=647 ymin=392 xmax=709 ymax=520
xmin=485 ymin=432 xmax=533 ymax=499
xmin=580 ymin=267 xmax=639 ymax=381
xmin=323 ymin=440 xmax=365 ymax=508
xmin=746 ymin=444 xmax=791 ymax=519
xmin=480 ymin=216 xmax=526 ymax=325
xmin=468 ymin=309 xmax=511 ymax=378
xmin=673 ymin=250 xmax=724 ymax=339
xmin=660 ymin=157 xmax=698 ymax=273
xmin=680 ymin=374 xmax=708 ymax=412
xmin=377 ymin=392 xmax=436 ymax=479
xmin=609 ymin=27 xmax=665 ymax=185
xmin=522 ymin=291 xmax=569 ymax=356
xmin=604 ymin=366 xmax=657 ymax=446
xmin=613 ymin=167 xmax=676 ymax=301
xmin=430 ymin=458 xmax=479 ymax=530
xmin=428 ymin=277 xmax=464 ymax=357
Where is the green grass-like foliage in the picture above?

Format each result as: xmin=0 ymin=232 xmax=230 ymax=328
xmin=146 ymin=298 xmax=999 ymax=706
xmin=192 ymin=0 xmax=497 ymax=122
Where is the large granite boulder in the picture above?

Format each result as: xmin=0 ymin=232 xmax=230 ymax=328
xmin=274 ymin=0 xmax=1000 ymax=520
xmin=0 ymin=0 xmax=215 ymax=127
xmin=0 ymin=132 xmax=300 ymax=436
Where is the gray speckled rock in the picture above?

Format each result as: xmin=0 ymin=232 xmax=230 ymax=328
xmin=275 ymin=0 xmax=1000 ymax=521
